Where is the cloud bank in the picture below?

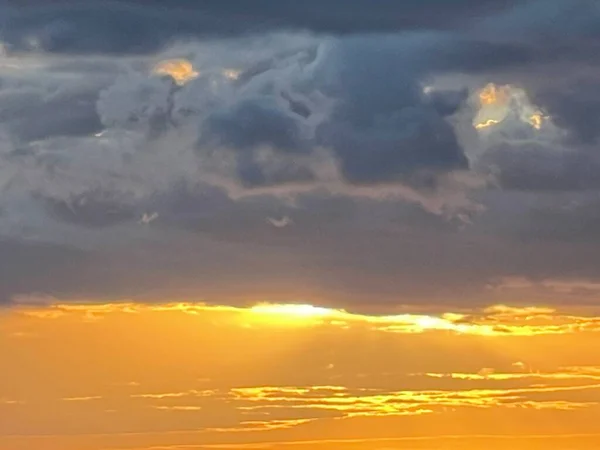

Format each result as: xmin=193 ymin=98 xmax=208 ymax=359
xmin=2 ymin=0 xmax=600 ymax=306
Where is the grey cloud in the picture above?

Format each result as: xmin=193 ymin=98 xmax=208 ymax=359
xmin=478 ymin=0 xmax=600 ymax=44
xmin=89 ymin=33 xmax=477 ymax=195
xmin=1 ymin=0 xmax=524 ymax=55
xmin=0 ymin=58 xmax=124 ymax=144
xmin=1 ymin=88 xmax=102 ymax=142
xmin=201 ymin=97 xmax=309 ymax=154
xmin=234 ymin=153 xmax=316 ymax=189
xmin=429 ymin=89 xmax=470 ymax=117
xmin=531 ymin=80 xmax=600 ymax=144
xmin=472 ymin=87 xmax=600 ymax=195
xmin=484 ymin=141 xmax=600 ymax=192
xmin=319 ymin=115 xmax=467 ymax=185
xmin=180 ymin=34 xmax=475 ymax=188
xmin=0 ymin=22 xmax=553 ymax=241
xmin=41 ymin=191 xmax=138 ymax=228
xmin=470 ymin=189 xmax=600 ymax=248
xmin=312 ymin=35 xmax=472 ymax=185
xmin=5 ymin=202 xmax=600 ymax=307
xmin=4 ymin=0 xmax=600 ymax=307
xmin=0 ymin=239 xmax=89 ymax=304
xmin=0 ymin=81 xmax=102 ymax=143
xmin=96 ymin=74 xmax=176 ymax=129
xmin=524 ymin=198 xmax=600 ymax=243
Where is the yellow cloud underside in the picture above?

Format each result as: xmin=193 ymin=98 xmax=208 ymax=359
xmin=128 ymin=380 xmax=600 ymax=429
xmin=475 ymin=119 xmax=501 ymax=130
xmin=151 ymin=58 xmax=240 ymax=86
xmin=13 ymin=301 xmax=600 ymax=336
xmin=529 ymin=112 xmax=545 ymax=130
xmin=479 ymin=83 xmax=510 ymax=106
xmin=420 ymin=367 xmax=600 ymax=382
xmin=474 ymin=83 xmax=548 ymax=131
xmin=3 ymin=300 xmax=600 ymax=450
xmin=152 ymin=59 xmax=199 ymax=85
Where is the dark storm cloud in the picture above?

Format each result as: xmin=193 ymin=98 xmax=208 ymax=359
xmin=477 ymin=0 xmax=600 ymax=43
xmin=522 ymin=198 xmax=600 ymax=243
xmin=312 ymin=35 xmax=471 ymax=184
xmin=0 ymin=239 xmax=89 ymax=304
xmin=0 ymin=85 xmax=102 ymax=142
xmin=4 ymin=0 xmax=600 ymax=307
xmin=531 ymin=80 xmax=600 ymax=144
xmin=202 ymin=97 xmax=309 ymax=154
xmin=71 ymin=30 xmax=493 ymax=195
xmin=180 ymin=33 xmax=484 ymax=188
xmin=484 ymin=140 xmax=600 ymax=192
xmin=233 ymin=154 xmax=316 ymax=189
xmin=468 ymin=189 xmax=600 ymax=250
xmin=190 ymin=31 xmax=533 ymax=188
xmin=5 ymin=203 xmax=600 ymax=307
xmin=0 ymin=0 xmax=524 ymax=54
xmin=474 ymin=81 xmax=600 ymax=195
xmin=429 ymin=89 xmax=470 ymax=117
xmin=199 ymin=96 xmax=316 ymax=187
xmin=42 ymin=191 xmax=137 ymax=228
xmin=0 ymin=59 xmax=121 ymax=144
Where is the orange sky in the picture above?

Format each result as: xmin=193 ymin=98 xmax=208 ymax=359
xmin=6 ymin=2 xmax=600 ymax=449
xmin=2 ymin=302 xmax=600 ymax=450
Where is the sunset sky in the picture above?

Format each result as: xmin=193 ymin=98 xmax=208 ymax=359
xmin=3 ymin=1 xmax=600 ymax=449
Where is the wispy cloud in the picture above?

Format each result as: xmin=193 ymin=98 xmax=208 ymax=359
xmin=488 ymin=277 xmax=600 ymax=294
xmin=0 ymin=398 xmax=24 ymax=405
xmin=416 ymin=366 xmax=600 ymax=382
xmin=151 ymin=406 xmax=203 ymax=412
xmin=62 ymin=396 xmax=102 ymax=402
xmin=128 ymin=381 xmax=600 ymax=429
xmin=132 ymin=390 xmax=217 ymax=400
xmin=227 ymin=383 xmax=600 ymax=420
xmin=205 ymin=419 xmax=317 ymax=434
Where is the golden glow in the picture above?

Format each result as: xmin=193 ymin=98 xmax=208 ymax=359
xmin=249 ymin=303 xmax=336 ymax=318
xmin=475 ymin=119 xmax=502 ymax=130
xmin=62 ymin=396 xmax=102 ymax=402
xmin=229 ymin=382 xmax=600 ymax=417
xmin=474 ymin=83 xmax=510 ymax=131
xmin=152 ymin=59 xmax=199 ymax=85
xmin=10 ymin=301 xmax=600 ymax=337
xmin=479 ymin=83 xmax=509 ymax=106
xmin=474 ymin=83 xmax=550 ymax=132
xmin=222 ymin=68 xmax=241 ymax=80
xmin=3 ymin=301 xmax=600 ymax=450
xmin=529 ymin=111 xmax=545 ymax=129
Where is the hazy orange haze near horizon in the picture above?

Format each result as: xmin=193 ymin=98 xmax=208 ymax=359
xmin=2 ymin=302 xmax=600 ymax=450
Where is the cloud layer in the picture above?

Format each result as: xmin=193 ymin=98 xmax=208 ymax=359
xmin=2 ymin=0 xmax=600 ymax=305
xmin=3 ymin=301 xmax=600 ymax=449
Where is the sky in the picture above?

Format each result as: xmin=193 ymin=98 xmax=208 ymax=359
xmin=2 ymin=0 xmax=600 ymax=448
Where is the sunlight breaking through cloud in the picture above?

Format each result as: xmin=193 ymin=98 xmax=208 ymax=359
xmin=152 ymin=59 xmax=199 ymax=85
xmin=473 ymin=83 xmax=549 ymax=132
xmin=12 ymin=301 xmax=600 ymax=336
